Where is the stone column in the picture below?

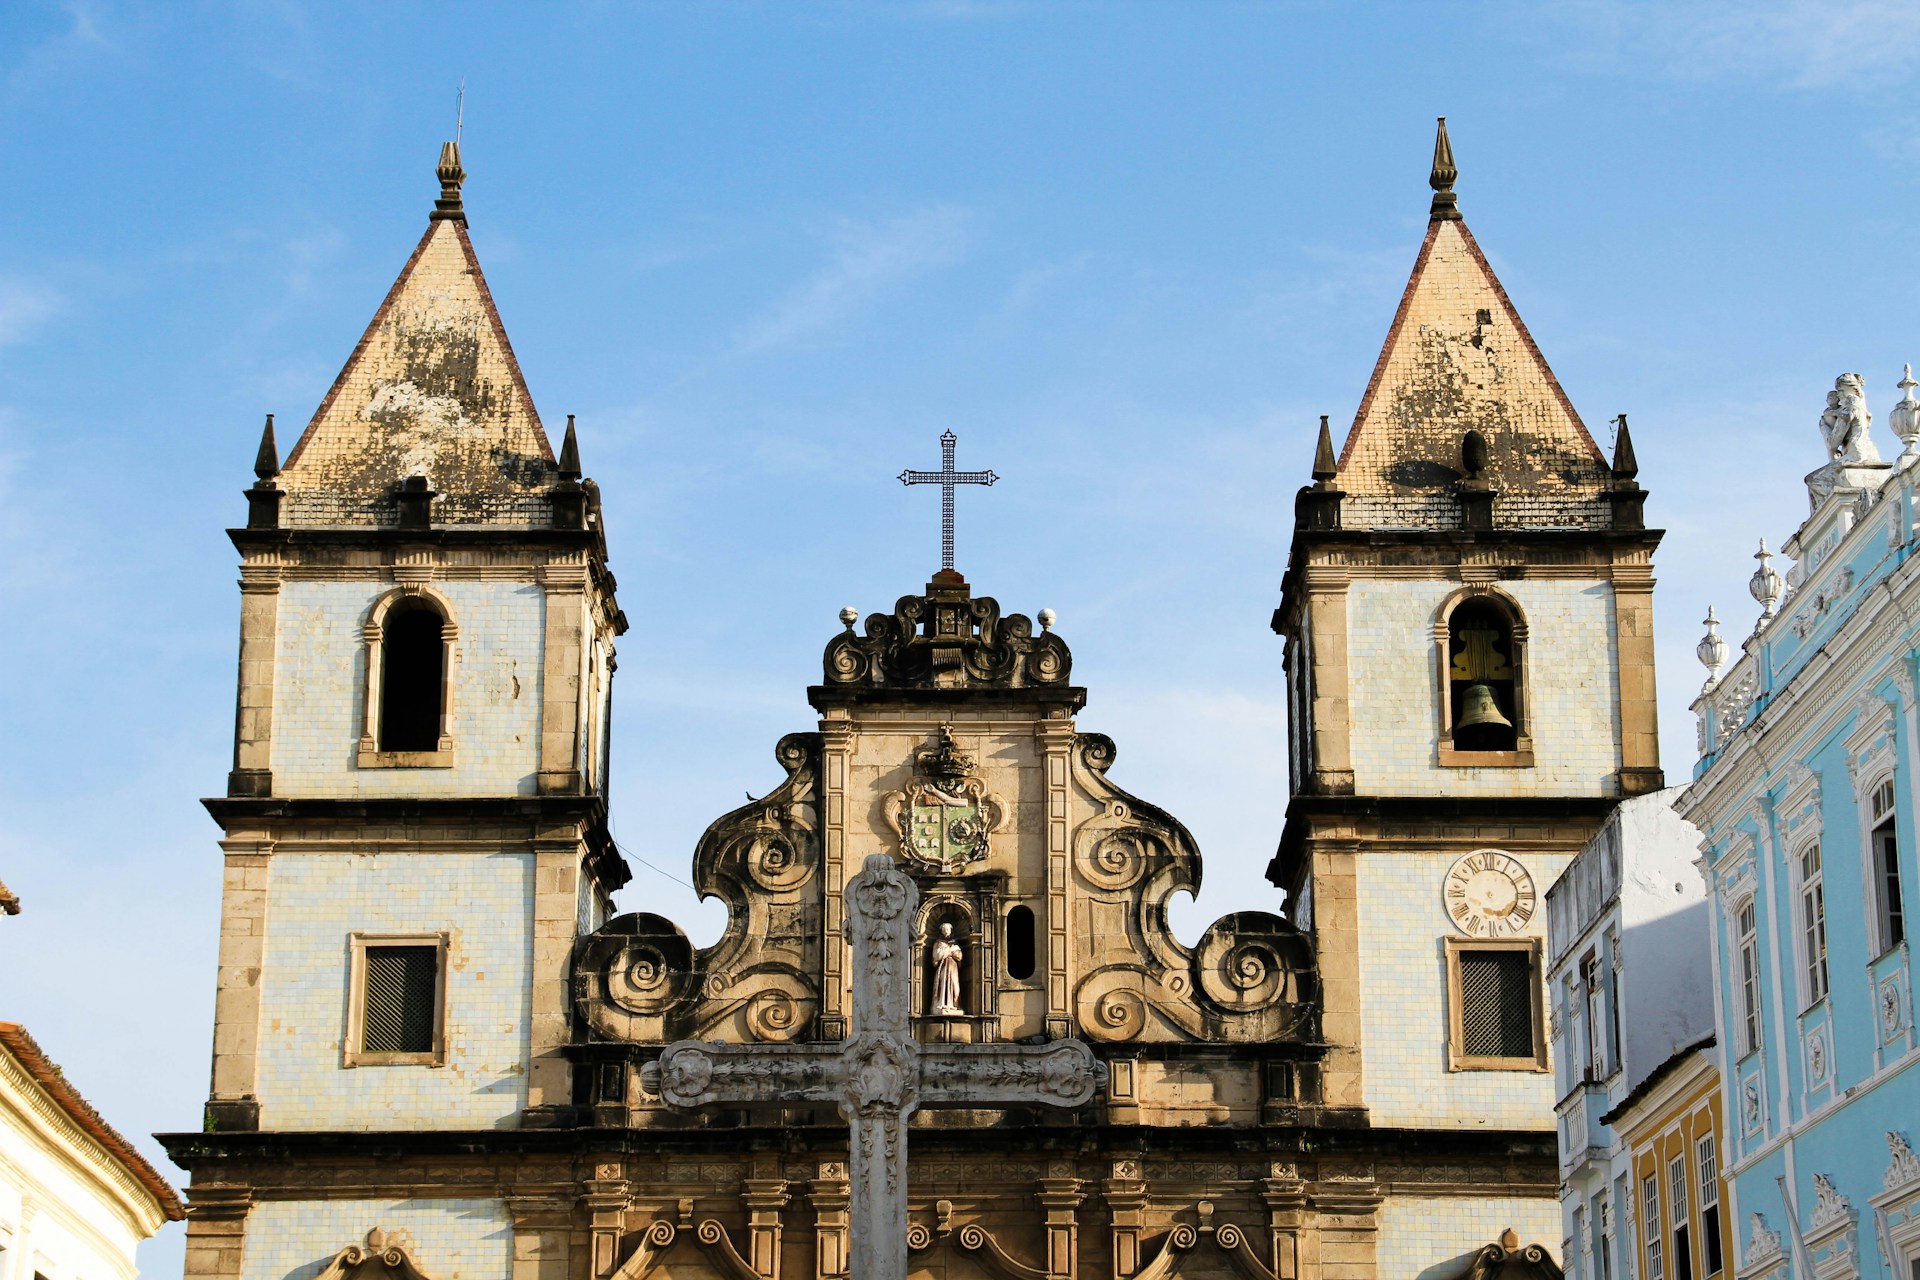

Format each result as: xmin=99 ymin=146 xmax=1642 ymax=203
xmin=526 ymin=824 xmax=583 ymax=1111
xmin=1312 ymin=837 xmax=1364 ymax=1110
xmin=538 ymin=559 xmax=588 ymax=795
xmin=1303 ymin=569 xmax=1354 ymax=795
xmin=508 ymin=1195 xmax=573 ymax=1280
xmin=180 ymin=1186 xmax=252 ymax=1280
xmin=582 ymin=1167 xmax=630 ymax=1278
xmin=1039 ymin=716 xmax=1075 ymax=1038
xmin=1611 ymin=557 xmax=1662 ymax=794
xmin=1102 ymin=1160 xmax=1148 ymax=1277
xmin=227 ymin=560 xmax=280 ymax=796
xmin=1037 ymin=1172 xmax=1084 ymax=1279
xmin=1262 ymin=1169 xmax=1307 ymax=1280
xmin=742 ymin=1178 xmax=791 ymax=1277
xmin=818 ymin=715 xmax=854 ymax=1039
xmin=809 ymin=1162 xmax=851 ymax=1278
xmin=207 ymin=832 xmax=272 ymax=1129
xmin=1312 ymin=1180 xmax=1381 ymax=1280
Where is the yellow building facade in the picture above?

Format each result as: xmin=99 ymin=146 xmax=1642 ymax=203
xmin=1607 ymin=1040 xmax=1733 ymax=1280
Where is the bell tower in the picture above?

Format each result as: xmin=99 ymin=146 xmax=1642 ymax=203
xmin=199 ymin=141 xmax=628 ymax=1142
xmin=1269 ymin=119 xmax=1663 ymax=1268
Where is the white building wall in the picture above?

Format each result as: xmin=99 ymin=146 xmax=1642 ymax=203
xmin=271 ymin=579 xmax=546 ymax=797
xmin=1346 ymin=579 xmax=1620 ymax=797
xmin=1358 ymin=850 xmax=1573 ymax=1127
xmin=0 ymin=1064 xmax=159 ymax=1280
xmin=255 ymin=852 xmax=533 ymax=1130
xmin=1376 ymin=1195 xmax=1562 ymax=1280
xmin=241 ymin=1199 xmax=511 ymax=1280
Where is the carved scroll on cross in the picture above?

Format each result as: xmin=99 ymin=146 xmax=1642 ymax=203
xmin=1068 ymin=733 xmax=1320 ymax=1046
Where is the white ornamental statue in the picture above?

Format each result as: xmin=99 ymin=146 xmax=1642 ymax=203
xmin=1891 ymin=364 xmax=1920 ymax=462
xmin=1819 ymin=372 xmax=1881 ymax=465
xmin=929 ymin=923 xmax=964 ymax=1016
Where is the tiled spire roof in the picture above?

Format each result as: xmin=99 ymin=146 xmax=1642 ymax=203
xmin=1333 ymin=119 xmax=1610 ymax=530
xmin=277 ymin=143 xmax=558 ymax=527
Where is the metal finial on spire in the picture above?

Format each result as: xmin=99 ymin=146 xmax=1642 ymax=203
xmin=253 ymin=413 xmax=279 ymax=480
xmin=431 ymin=139 xmax=467 ymax=224
xmin=1312 ymin=414 xmax=1338 ymax=483
xmin=558 ymin=414 xmax=582 ymax=480
xmin=1429 ymin=116 xmax=1461 ymax=222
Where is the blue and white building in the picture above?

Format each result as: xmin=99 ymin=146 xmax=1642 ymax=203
xmin=1681 ymin=370 xmax=1920 ymax=1278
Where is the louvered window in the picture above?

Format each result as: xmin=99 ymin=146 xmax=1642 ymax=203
xmin=1459 ymin=948 xmax=1535 ymax=1059
xmin=347 ymin=933 xmax=445 ymax=1065
xmin=363 ymin=945 xmax=437 ymax=1052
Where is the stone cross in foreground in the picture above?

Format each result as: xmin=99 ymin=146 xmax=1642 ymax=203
xmin=657 ymin=854 xmax=1101 ymax=1280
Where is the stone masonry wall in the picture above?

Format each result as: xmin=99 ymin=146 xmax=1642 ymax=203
xmin=271 ymin=579 xmax=545 ymax=797
xmin=1346 ymin=578 xmax=1620 ymax=797
xmin=1358 ymin=850 xmax=1572 ymax=1128
xmin=240 ymin=1199 xmax=510 ymax=1280
xmin=255 ymin=852 xmax=533 ymax=1130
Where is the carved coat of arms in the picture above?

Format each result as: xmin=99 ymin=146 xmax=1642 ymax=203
xmin=884 ymin=728 xmax=1003 ymax=875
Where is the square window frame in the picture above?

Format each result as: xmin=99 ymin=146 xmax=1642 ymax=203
xmin=1444 ymin=935 xmax=1548 ymax=1072
xmin=343 ymin=931 xmax=449 ymax=1068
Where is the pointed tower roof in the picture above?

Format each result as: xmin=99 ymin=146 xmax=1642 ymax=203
xmin=1334 ymin=119 xmax=1610 ymax=530
xmin=278 ymin=143 xmax=557 ymax=527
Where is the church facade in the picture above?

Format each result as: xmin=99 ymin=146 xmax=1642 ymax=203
xmin=161 ymin=123 xmax=1652 ymax=1280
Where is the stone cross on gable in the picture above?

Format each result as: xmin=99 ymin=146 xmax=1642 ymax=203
xmin=899 ymin=431 xmax=997 ymax=573
xmin=657 ymin=854 xmax=1100 ymax=1280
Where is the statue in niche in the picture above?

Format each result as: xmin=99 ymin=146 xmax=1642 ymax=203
xmin=1819 ymin=372 xmax=1880 ymax=465
xmin=929 ymin=922 xmax=964 ymax=1016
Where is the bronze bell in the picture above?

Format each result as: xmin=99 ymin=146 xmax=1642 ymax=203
xmin=1456 ymin=683 xmax=1513 ymax=732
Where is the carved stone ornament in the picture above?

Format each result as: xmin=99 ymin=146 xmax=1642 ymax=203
xmin=573 ymin=733 xmax=822 ymax=1045
xmin=821 ymin=572 xmax=1072 ymax=693
xmin=1745 ymin=1213 xmax=1784 ymax=1266
xmin=883 ymin=727 xmax=1005 ymax=874
xmin=1069 ymin=735 xmax=1318 ymax=1046
xmin=1809 ymin=1172 xmax=1853 ymax=1229
xmin=1886 ymin=1131 xmax=1920 ymax=1191
xmin=313 ymin=1230 xmax=436 ymax=1280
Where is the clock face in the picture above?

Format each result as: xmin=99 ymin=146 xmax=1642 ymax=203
xmin=1443 ymin=851 xmax=1537 ymax=936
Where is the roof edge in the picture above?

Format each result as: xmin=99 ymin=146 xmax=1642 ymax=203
xmin=0 ymin=1023 xmax=185 ymax=1221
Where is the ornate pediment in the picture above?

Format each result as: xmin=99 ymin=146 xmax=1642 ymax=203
xmin=314 ymin=1230 xmax=436 ymax=1280
xmin=819 ymin=571 xmax=1074 ymax=698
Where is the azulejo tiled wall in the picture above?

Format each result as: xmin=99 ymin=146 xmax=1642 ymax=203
xmin=1346 ymin=579 xmax=1620 ymax=797
xmin=1377 ymin=1195 xmax=1562 ymax=1280
xmin=271 ymin=579 xmax=546 ymax=797
xmin=240 ymin=1199 xmax=510 ymax=1280
xmin=256 ymin=852 xmax=533 ymax=1129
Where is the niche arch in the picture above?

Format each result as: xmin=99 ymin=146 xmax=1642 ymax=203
xmin=357 ymin=584 xmax=459 ymax=768
xmin=1431 ymin=585 xmax=1532 ymax=766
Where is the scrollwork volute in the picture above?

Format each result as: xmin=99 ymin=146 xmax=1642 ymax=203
xmin=820 ymin=577 xmax=1072 ymax=693
xmin=573 ymin=733 xmax=823 ymax=1044
xmin=1068 ymin=733 xmax=1320 ymax=1048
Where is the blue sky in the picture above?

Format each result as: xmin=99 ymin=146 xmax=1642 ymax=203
xmin=3 ymin=1 xmax=1919 ymax=1271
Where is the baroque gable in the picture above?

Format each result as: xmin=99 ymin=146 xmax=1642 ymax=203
xmin=572 ymin=573 xmax=1320 ymax=1100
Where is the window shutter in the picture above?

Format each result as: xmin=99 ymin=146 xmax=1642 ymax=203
xmin=1460 ymin=949 xmax=1533 ymax=1058
xmin=363 ymin=944 xmax=438 ymax=1053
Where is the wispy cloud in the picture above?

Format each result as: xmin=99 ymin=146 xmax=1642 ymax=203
xmin=1532 ymin=0 xmax=1920 ymax=90
xmin=736 ymin=205 xmax=975 ymax=352
xmin=3 ymin=0 xmax=120 ymax=97
xmin=0 ymin=278 xmax=65 ymax=349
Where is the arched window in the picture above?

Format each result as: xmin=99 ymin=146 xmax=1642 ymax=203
xmin=379 ymin=602 xmax=445 ymax=752
xmin=1870 ymin=777 xmax=1906 ymax=955
xmin=1005 ymin=905 xmax=1036 ymax=980
xmin=1442 ymin=595 xmax=1524 ymax=757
